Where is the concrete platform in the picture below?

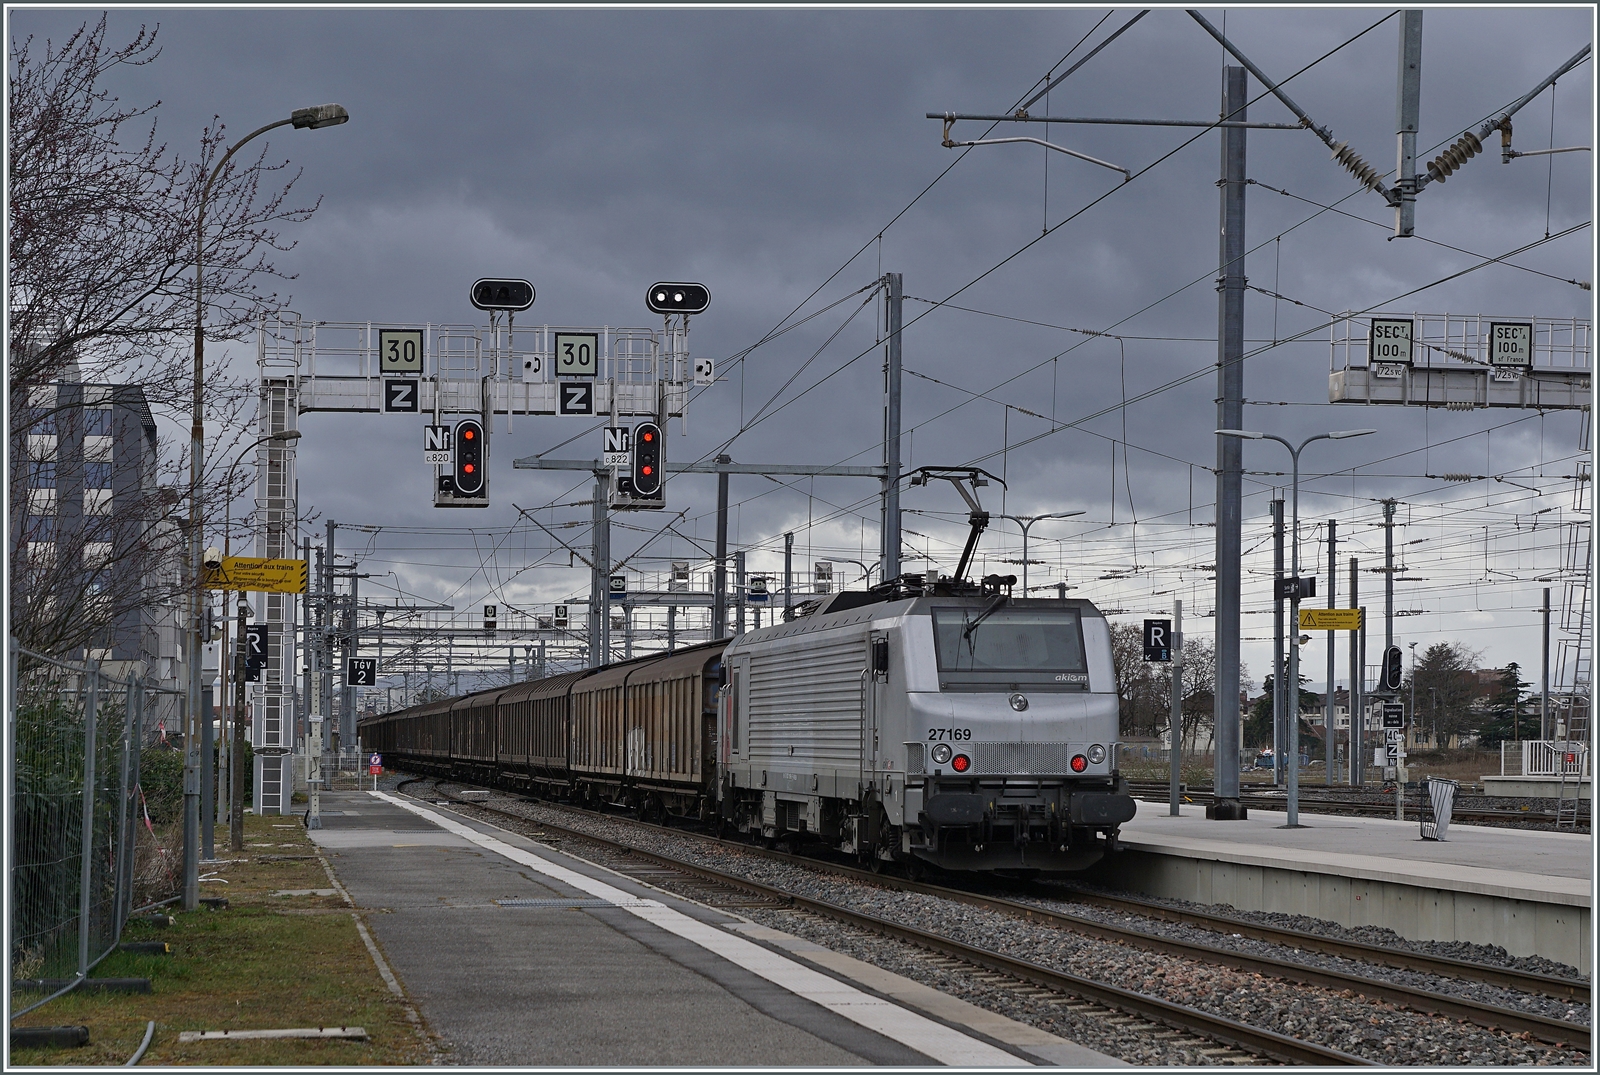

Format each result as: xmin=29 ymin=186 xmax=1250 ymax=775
xmin=1482 ymin=774 xmax=1592 ymax=799
xmin=1090 ymin=802 xmax=1593 ymax=974
xmin=308 ymin=791 xmax=1122 ymax=1067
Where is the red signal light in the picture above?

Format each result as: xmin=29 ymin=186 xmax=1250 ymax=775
xmin=951 ymin=754 xmax=970 ymax=773
xmin=631 ymin=421 xmax=663 ymax=497
xmin=452 ymin=418 xmax=486 ymax=498
xmin=1070 ymin=754 xmax=1088 ymax=773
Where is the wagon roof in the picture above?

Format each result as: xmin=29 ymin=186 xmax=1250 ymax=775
xmin=574 ymin=640 xmax=726 ymax=693
xmin=624 ymin=642 xmax=724 ymax=686
xmin=451 ymin=686 xmax=513 ymax=713
xmin=496 ymin=666 xmax=593 ymax=705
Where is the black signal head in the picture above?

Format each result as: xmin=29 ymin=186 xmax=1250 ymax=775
xmin=645 ymin=282 xmax=709 ymax=315
xmin=470 ymin=278 xmax=536 ymax=311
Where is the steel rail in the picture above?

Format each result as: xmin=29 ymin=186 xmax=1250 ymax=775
xmin=411 ymin=783 xmax=1374 ymax=1066
xmin=483 ymin=784 xmax=1587 ymax=1005
xmin=395 ymin=774 xmax=1587 ymax=1018
xmin=403 ymin=777 xmax=1591 ymax=1038
xmin=1049 ymin=887 xmax=1590 ymax=1006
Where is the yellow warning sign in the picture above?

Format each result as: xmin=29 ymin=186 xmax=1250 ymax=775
xmin=1299 ymin=608 xmax=1363 ymax=631
xmin=204 ymin=557 xmax=308 ymax=594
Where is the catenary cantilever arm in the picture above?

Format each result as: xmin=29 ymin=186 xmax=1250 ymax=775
xmin=942 ymin=133 xmax=1131 ymax=180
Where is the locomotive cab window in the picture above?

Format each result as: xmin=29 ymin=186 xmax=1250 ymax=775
xmin=931 ymin=605 xmax=1089 ymax=691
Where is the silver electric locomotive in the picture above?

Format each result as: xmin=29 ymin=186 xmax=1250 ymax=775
xmin=717 ymin=581 xmax=1135 ymax=873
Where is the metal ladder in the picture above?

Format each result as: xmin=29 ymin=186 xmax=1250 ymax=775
xmin=1554 ymin=456 xmax=1591 ymax=830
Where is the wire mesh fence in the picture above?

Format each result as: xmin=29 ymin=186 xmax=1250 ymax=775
xmin=8 ymin=640 xmax=180 ymax=1018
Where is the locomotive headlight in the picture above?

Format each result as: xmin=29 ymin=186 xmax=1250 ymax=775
xmin=1087 ymin=744 xmax=1107 ymax=765
xmin=930 ymin=743 xmax=953 ymax=765
xmin=1009 ymin=693 xmax=1029 ymax=712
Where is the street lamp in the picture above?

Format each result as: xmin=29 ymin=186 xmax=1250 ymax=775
xmin=186 ymin=104 xmax=348 ymax=911
xmin=995 ymin=512 xmax=1085 ymax=595
xmin=839 ymin=559 xmax=879 ymax=589
xmin=1217 ymin=427 xmax=1375 ymax=827
xmin=215 ymin=430 xmax=301 ymax=853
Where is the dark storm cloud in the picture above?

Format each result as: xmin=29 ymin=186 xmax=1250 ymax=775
xmin=11 ymin=6 xmax=1591 ymax=682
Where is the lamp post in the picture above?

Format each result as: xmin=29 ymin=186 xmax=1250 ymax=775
xmin=1217 ymin=427 xmax=1375 ymax=827
xmin=995 ymin=512 xmax=1085 ymax=595
xmin=1405 ymin=640 xmax=1418 ymax=818
xmin=840 ymin=559 xmax=878 ymax=589
xmin=185 ymin=104 xmax=348 ymax=911
xmin=216 ymin=430 xmax=301 ymax=852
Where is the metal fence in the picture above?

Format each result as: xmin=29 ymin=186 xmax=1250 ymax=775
xmin=1502 ymin=739 xmax=1590 ymax=777
xmin=8 ymin=641 xmax=179 ymax=1017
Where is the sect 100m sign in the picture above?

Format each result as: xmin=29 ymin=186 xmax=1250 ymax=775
xmin=1488 ymin=322 xmax=1534 ymax=367
xmin=1368 ymin=318 xmax=1413 ymax=379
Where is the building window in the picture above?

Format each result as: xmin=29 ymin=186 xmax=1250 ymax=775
xmin=84 ymin=435 xmax=112 ymax=463
xmin=83 ymin=542 xmax=113 ymax=571
xmin=84 ymin=461 xmax=113 ymax=489
xmin=27 ymin=458 xmax=55 ymax=489
xmin=28 ymin=387 xmax=56 ymax=434
xmin=84 ymin=407 xmax=113 ymax=436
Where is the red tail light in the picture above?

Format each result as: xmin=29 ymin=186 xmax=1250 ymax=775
xmin=951 ymin=754 xmax=971 ymax=773
xmin=1070 ymin=754 xmax=1088 ymax=773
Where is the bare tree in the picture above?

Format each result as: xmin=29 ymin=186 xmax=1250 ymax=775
xmin=8 ymin=17 xmax=323 ymax=660
xmin=9 ymin=16 xmax=319 ymax=417
xmin=1110 ymin=622 xmax=1165 ymax=738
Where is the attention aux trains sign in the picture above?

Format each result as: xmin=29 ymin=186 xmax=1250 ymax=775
xmin=203 ymin=556 xmax=309 ymax=594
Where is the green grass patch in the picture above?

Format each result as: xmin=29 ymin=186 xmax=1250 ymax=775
xmin=9 ymin=814 xmax=435 ymax=1066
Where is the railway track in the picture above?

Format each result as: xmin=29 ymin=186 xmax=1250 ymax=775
xmin=397 ymin=776 xmax=1588 ymax=1063
xmin=398 ymin=779 xmax=1343 ymax=1065
xmin=1027 ymin=885 xmax=1589 ymax=1006
xmin=1125 ymin=781 xmax=1590 ymax=828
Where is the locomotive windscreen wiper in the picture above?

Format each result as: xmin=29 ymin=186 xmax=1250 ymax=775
xmin=961 ymin=593 xmax=1008 ymax=648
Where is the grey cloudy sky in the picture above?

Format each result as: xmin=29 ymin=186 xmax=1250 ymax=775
xmin=13 ymin=5 xmax=1594 ymax=690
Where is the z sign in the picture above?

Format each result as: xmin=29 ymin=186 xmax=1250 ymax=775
xmin=385 ymin=379 xmax=419 ymax=412
xmin=559 ymin=381 xmax=593 ymax=415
